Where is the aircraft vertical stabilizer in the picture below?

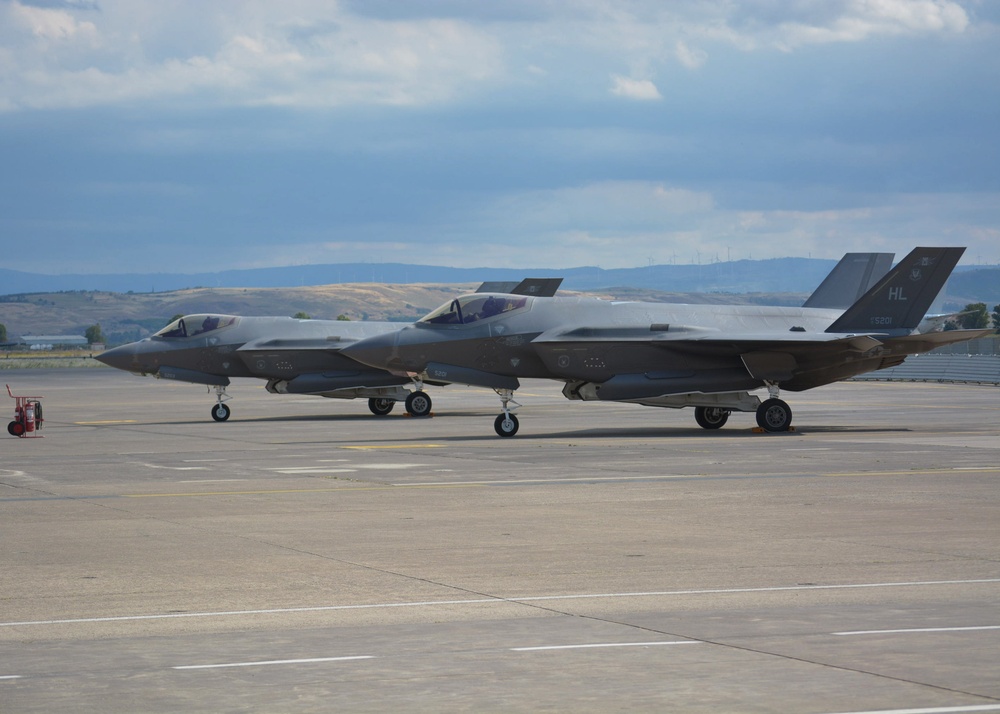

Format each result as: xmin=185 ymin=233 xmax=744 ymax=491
xmin=826 ymin=247 xmax=964 ymax=335
xmin=803 ymin=253 xmax=893 ymax=309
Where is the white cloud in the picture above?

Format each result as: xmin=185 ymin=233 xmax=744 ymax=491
xmin=754 ymin=0 xmax=970 ymax=50
xmin=609 ymin=74 xmax=661 ymax=100
xmin=0 ymin=1 xmax=505 ymax=111
xmin=675 ymin=39 xmax=707 ymax=69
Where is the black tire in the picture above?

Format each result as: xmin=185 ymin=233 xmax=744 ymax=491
xmin=494 ymin=413 xmax=519 ymax=437
xmin=756 ymin=398 xmax=792 ymax=432
xmin=694 ymin=406 xmax=729 ymax=430
xmin=368 ymin=398 xmax=395 ymax=416
xmin=405 ymin=391 xmax=432 ymax=417
xmin=8 ymin=421 xmax=24 ymax=437
xmin=211 ymin=403 xmax=231 ymax=422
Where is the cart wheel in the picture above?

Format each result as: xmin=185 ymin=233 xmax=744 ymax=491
xmin=8 ymin=420 xmax=25 ymax=437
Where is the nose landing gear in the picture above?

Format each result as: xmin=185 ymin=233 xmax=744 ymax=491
xmin=210 ymin=385 xmax=232 ymax=422
xmin=493 ymin=388 xmax=520 ymax=437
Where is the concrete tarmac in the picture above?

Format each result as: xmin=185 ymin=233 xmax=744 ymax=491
xmin=1 ymin=368 xmax=998 ymax=713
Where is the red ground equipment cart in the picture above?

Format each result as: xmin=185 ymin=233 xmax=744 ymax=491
xmin=7 ymin=384 xmax=44 ymax=438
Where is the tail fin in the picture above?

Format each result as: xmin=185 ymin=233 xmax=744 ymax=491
xmin=475 ymin=278 xmax=563 ymax=297
xmin=803 ymin=252 xmax=894 ymax=309
xmin=826 ymin=247 xmax=964 ymax=334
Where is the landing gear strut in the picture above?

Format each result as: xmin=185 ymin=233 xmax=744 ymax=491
xmin=493 ymin=388 xmax=520 ymax=437
xmin=210 ymin=385 xmax=231 ymax=422
xmin=755 ymin=382 xmax=792 ymax=432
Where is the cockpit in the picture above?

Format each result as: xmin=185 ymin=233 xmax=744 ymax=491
xmin=418 ymin=294 xmax=531 ymax=326
xmin=153 ymin=314 xmax=239 ymax=339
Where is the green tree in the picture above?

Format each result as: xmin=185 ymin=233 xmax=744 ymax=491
xmin=336 ymin=314 xmax=351 ymax=321
xmin=293 ymin=311 xmax=311 ymax=319
xmin=85 ymin=324 xmax=105 ymax=344
xmin=992 ymin=304 xmax=1000 ymax=333
xmin=958 ymin=302 xmax=989 ymax=329
xmin=0 ymin=323 xmax=7 ymax=343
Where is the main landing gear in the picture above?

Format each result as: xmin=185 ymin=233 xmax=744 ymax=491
xmin=754 ymin=382 xmax=792 ymax=433
xmin=368 ymin=397 xmax=395 ymax=416
xmin=404 ymin=389 xmax=433 ymax=417
xmin=691 ymin=383 xmax=793 ymax=433
xmin=493 ymin=388 xmax=520 ymax=437
xmin=694 ymin=406 xmax=730 ymax=430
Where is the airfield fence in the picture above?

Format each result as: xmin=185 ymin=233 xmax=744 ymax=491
xmin=853 ymin=338 xmax=1000 ymax=385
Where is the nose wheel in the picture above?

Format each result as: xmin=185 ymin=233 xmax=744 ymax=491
xmin=493 ymin=388 xmax=520 ymax=437
xmin=210 ymin=385 xmax=231 ymax=422
xmin=494 ymin=413 xmax=519 ymax=437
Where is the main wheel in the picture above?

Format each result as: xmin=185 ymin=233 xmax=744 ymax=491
xmin=211 ymin=403 xmax=231 ymax=422
xmin=8 ymin=420 xmax=24 ymax=437
xmin=694 ymin=406 xmax=730 ymax=430
xmin=494 ymin=413 xmax=519 ymax=437
xmin=405 ymin=391 xmax=432 ymax=417
xmin=756 ymin=398 xmax=792 ymax=432
xmin=368 ymin=397 xmax=395 ymax=416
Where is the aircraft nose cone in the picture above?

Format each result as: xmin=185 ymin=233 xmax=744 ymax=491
xmin=94 ymin=344 xmax=140 ymax=372
xmin=341 ymin=331 xmax=400 ymax=370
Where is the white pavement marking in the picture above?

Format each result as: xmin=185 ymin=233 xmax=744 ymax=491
xmin=3 ymin=578 xmax=998 ymax=629
xmin=173 ymin=655 xmax=374 ymax=670
xmin=833 ymin=625 xmax=1000 ymax=636
xmin=820 ymin=705 xmax=1000 ymax=714
xmin=270 ymin=468 xmax=357 ymax=474
xmin=131 ymin=462 xmax=210 ymax=471
xmin=0 ymin=675 xmax=23 ymax=680
xmin=512 ymin=641 xmax=700 ymax=652
xmin=177 ymin=479 xmax=248 ymax=484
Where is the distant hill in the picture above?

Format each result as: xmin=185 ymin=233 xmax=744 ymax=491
xmin=4 ymin=259 xmax=995 ymax=298
xmin=1 ymin=258 xmax=851 ymax=295
xmin=946 ymin=268 xmax=1000 ymax=304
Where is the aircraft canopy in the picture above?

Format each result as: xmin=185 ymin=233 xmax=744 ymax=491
xmin=420 ymin=294 xmax=530 ymax=326
xmin=154 ymin=314 xmax=239 ymax=339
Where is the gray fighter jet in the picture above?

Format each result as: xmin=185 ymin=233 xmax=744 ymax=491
xmin=95 ymin=315 xmax=418 ymax=421
xmin=94 ymin=279 xmax=564 ymax=422
xmin=341 ymin=247 xmax=989 ymax=437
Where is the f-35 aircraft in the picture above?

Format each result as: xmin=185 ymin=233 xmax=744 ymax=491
xmin=96 ymin=315 xmax=418 ymax=421
xmin=94 ymin=279 xmax=563 ymax=421
xmin=341 ymin=247 xmax=988 ymax=437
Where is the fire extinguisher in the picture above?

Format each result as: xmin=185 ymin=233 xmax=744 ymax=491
xmin=24 ymin=401 xmax=35 ymax=433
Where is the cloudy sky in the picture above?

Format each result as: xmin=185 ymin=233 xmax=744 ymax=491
xmin=1 ymin=0 xmax=998 ymax=275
